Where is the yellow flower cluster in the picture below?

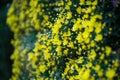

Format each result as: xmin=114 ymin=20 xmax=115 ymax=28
xmin=7 ymin=0 xmax=119 ymax=80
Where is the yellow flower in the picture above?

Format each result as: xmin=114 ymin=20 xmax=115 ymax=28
xmin=92 ymin=0 xmax=98 ymax=5
xmin=28 ymin=52 xmax=37 ymax=63
xmin=52 ymin=25 xmax=60 ymax=34
xmin=11 ymin=76 xmax=17 ymax=80
xmin=98 ymin=70 xmax=103 ymax=77
xmin=64 ymin=49 xmax=68 ymax=55
xmin=76 ymin=7 xmax=81 ymax=14
xmin=106 ymin=69 xmax=115 ymax=79
xmin=86 ymin=7 xmax=92 ymax=13
xmin=44 ymin=49 xmax=51 ymax=60
xmin=82 ymin=45 xmax=86 ymax=50
xmin=87 ymin=62 xmax=93 ymax=67
xmin=84 ymin=38 xmax=90 ymax=44
xmin=12 ymin=67 xmax=21 ymax=74
xmin=89 ymin=49 xmax=96 ymax=60
xmin=95 ymin=34 xmax=103 ymax=41
xmin=79 ymin=0 xmax=85 ymax=5
xmin=67 ymin=12 xmax=72 ymax=19
xmin=56 ymin=46 xmax=62 ymax=56
xmin=83 ymin=14 xmax=89 ymax=19
xmin=92 ymin=6 xmax=96 ymax=10
xmin=94 ymin=65 xmax=100 ymax=71
xmin=63 ymin=30 xmax=71 ymax=36
xmin=39 ymin=65 xmax=47 ymax=73
xmin=29 ymin=0 xmax=38 ymax=7
xmin=43 ymin=15 xmax=49 ymax=21
xmin=72 ymin=23 xmax=79 ymax=31
xmin=67 ymin=0 xmax=72 ymax=6
xmin=68 ymin=42 xmax=74 ymax=48
xmin=82 ymin=69 xmax=90 ymax=80
xmin=69 ymin=77 xmax=74 ymax=80
xmin=65 ymin=5 xmax=70 ymax=10
xmin=95 ymin=27 xmax=102 ymax=34
xmin=82 ymin=31 xmax=89 ymax=39
xmin=53 ymin=35 xmax=61 ymax=45
xmin=86 ymin=1 xmax=92 ymax=5
xmin=77 ymin=32 xmax=83 ymax=43
xmin=35 ymin=20 xmax=40 ymax=30
xmin=114 ymin=60 xmax=119 ymax=67
xmin=90 ymin=41 xmax=95 ymax=47
xmin=63 ymin=39 xmax=68 ymax=45
xmin=20 ymin=11 xmax=25 ymax=21
xmin=28 ymin=52 xmax=34 ymax=60
xmin=77 ymin=57 xmax=83 ymax=64
xmin=105 ymin=46 xmax=112 ymax=56
xmin=100 ymin=54 xmax=105 ymax=60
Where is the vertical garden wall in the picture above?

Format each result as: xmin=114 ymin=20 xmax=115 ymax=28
xmin=7 ymin=0 xmax=120 ymax=80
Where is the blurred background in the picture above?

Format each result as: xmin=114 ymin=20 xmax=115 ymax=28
xmin=0 ymin=0 xmax=13 ymax=80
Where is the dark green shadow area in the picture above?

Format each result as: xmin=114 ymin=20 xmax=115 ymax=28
xmin=0 ymin=0 xmax=13 ymax=80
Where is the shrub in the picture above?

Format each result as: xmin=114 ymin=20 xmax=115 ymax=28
xmin=7 ymin=0 xmax=120 ymax=80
